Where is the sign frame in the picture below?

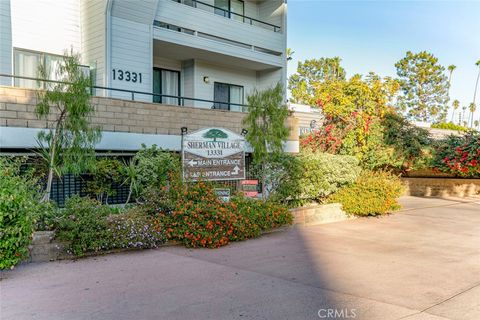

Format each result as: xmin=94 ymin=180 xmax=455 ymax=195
xmin=182 ymin=127 xmax=246 ymax=182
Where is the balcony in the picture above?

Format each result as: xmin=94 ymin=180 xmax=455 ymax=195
xmin=154 ymin=0 xmax=285 ymax=67
xmin=172 ymin=0 xmax=282 ymax=33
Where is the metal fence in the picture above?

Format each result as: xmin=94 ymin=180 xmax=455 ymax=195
xmin=0 ymin=73 xmax=247 ymax=112
xmin=48 ymin=154 xmax=258 ymax=207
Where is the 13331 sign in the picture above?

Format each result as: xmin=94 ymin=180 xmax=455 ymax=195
xmin=112 ymin=68 xmax=142 ymax=83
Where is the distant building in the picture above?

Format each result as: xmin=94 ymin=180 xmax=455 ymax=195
xmin=289 ymin=103 xmax=323 ymax=136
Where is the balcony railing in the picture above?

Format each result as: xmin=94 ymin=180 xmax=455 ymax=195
xmin=173 ymin=0 xmax=281 ymax=32
xmin=0 ymin=74 xmax=247 ymax=112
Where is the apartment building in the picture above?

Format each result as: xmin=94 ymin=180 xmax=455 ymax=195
xmin=0 ymin=0 xmax=296 ymax=154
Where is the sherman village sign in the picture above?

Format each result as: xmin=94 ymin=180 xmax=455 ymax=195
xmin=182 ymin=128 xmax=246 ymax=181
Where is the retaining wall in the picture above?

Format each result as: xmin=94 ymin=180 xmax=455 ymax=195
xmin=402 ymin=178 xmax=480 ymax=198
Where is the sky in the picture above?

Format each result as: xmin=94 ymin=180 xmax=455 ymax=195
xmin=287 ymin=0 xmax=480 ymax=122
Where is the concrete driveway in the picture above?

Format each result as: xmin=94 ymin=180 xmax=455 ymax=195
xmin=1 ymin=196 xmax=479 ymax=320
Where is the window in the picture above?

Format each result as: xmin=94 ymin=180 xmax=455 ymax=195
xmin=153 ymin=68 xmax=181 ymax=105
xmin=14 ymin=50 xmax=41 ymax=88
xmin=213 ymin=82 xmax=244 ymax=111
xmin=214 ymin=0 xmax=229 ymax=17
xmin=214 ymin=0 xmax=244 ymax=21
xmin=230 ymin=0 xmax=245 ymax=22
xmin=13 ymin=48 xmax=90 ymax=88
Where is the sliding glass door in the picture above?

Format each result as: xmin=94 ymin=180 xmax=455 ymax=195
xmin=214 ymin=0 xmax=244 ymax=21
xmin=153 ymin=68 xmax=180 ymax=105
xmin=230 ymin=0 xmax=244 ymax=22
xmin=214 ymin=82 xmax=244 ymax=111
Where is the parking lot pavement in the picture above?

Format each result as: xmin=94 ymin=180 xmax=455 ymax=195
xmin=1 ymin=196 xmax=479 ymax=320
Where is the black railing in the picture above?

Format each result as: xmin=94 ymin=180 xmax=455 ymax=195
xmin=0 ymin=74 xmax=247 ymax=112
xmin=174 ymin=0 xmax=281 ymax=33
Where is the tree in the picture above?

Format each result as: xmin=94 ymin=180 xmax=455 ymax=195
xmin=301 ymin=73 xmax=402 ymax=168
xmin=36 ymin=51 xmax=100 ymax=201
xmin=451 ymin=99 xmax=460 ymax=123
xmin=203 ymin=129 xmax=228 ymax=142
xmin=473 ymin=60 xmax=480 ymax=124
xmin=395 ymin=51 xmax=450 ymax=122
xmin=286 ymin=48 xmax=294 ymax=61
xmin=447 ymin=65 xmax=456 ymax=83
xmin=243 ymin=84 xmax=289 ymax=199
xmin=120 ymin=158 xmax=140 ymax=205
xmin=288 ymin=57 xmax=346 ymax=105
xmin=469 ymin=102 xmax=477 ymax=128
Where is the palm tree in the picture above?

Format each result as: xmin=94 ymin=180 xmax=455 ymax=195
xmin=448 ymin=65 xmax=457 ymax=83
xmin=474 ymin=60 xmax=480 ymax=125
xmin=474 ymin=120 xmax=479 ymax=130
xmin=469 ymin=102 xmax=476 ymax=128
xmin=286 ymin=48 xmax=295 ymax=61
xmin=451 ymin=99 xmax=460 ymax=122
xmin=461 ymin=105 xmax=467 ymax=125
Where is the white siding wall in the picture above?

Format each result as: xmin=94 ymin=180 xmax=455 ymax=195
xmin=111 ymin=0 xmax=158 ymax=24
xmin=11 ymin=0 xmax=81 ymax=55
xmin=258 ymin=0 xmax=284 ymax=28
xmin=182 ymin=59 xmax=195 ymax=106
xmin=194 ymin=60 xmax=256 ymax=108
xmin=0 ymin=0 xmax=12 ymax=85
xmin=80 ymin=0 xmax=106 ymax=87
xmin=109 ymin=16 xmax=153 ymax=101
xmin=256 ymin=68 xmax=284 ymax=92
xmin=156 ymin=0 xmax=283 ymax=53
xmin=153 ymin=56 xmax=182 ymax=71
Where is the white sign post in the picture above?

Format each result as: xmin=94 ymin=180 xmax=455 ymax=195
xmin=182 ymin=128 xmax=246 ymax=181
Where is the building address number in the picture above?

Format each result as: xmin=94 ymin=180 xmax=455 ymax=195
xmin=112 ymin=69 xmax=142 ymax=83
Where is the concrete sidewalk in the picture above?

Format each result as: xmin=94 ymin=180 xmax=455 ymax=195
xmin=1 ymin=196 xmax=479 ymax=320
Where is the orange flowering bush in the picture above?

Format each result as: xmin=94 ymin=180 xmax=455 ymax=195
xmin=144 ymin=179 xmax=243 ymax=248
xmin=140 ymin=175 xmax=292 ymax=248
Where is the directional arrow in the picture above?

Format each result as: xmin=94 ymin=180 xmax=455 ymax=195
xmin=188 ymin=159 xmax=197 ymax=167
xmin=231 ymin=165 xmax=240 ymax=175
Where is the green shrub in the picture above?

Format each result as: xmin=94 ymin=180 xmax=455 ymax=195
xmin=132 ymin=144 xmax=180 ymax=199
xmin=231 ymin=195 xmax=293 ymax=232
xmin=329 ymin=171 xmax=405 ymax=216
xmin=86 ymin=157 xmax=123 ymax=204
xmin=431 ymin=122 xmax=469 ymax=132
xmin=382 ymin=112 xmax=433 ymax=170
xmin=0 ymin=158 xmax=40 ymax=269
xmin=432 ymin=132 xmax=480 ymax=177
xmin=263 ymin=153 xmax=303 ymax=206
xmin=292 ymin=152 xmax=361 ymax=206
xmin=32 ymin=201 xmax=59 ymax=231
xmin=106 ymin=209 xmax=165 ymax=249
xmin=56 ymin=196 xmax=113 ymax=256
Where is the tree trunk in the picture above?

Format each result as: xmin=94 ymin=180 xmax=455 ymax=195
xmin=473 ymin=69 xmax=480 ymax=105
xmin=125 ymin=181 xmax=133 ymax=205
xmin=473 ymin=68 xmax=480 ymax=125
xmin=42 ymin=131 xmax=59 ymax=202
